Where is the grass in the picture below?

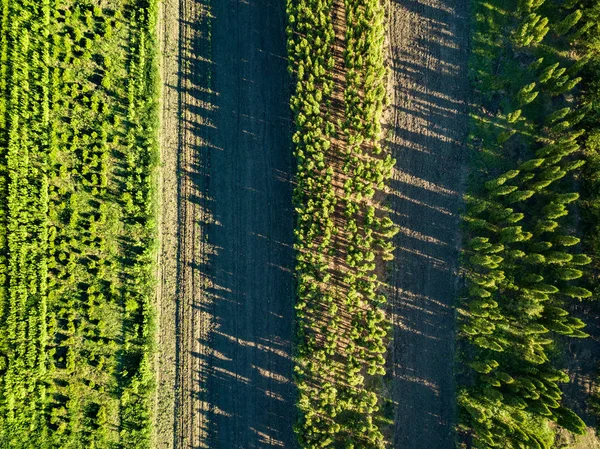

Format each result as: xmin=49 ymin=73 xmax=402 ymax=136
xmin=0 ymin=0 xmax=159 ymax=447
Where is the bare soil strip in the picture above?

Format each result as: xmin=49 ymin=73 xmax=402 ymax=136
xmin=158 ymin=0 xmax=296 ymax=447
xmin=203 ymin=1 xmax=295 ymax=446
xmin=385 ymin=1 xmax=469 ymax=448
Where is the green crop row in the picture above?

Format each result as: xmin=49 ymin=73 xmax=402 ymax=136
xmin=286 ymin=0 xmax=396 ymax=447
xmin=0 ymin=1 xmax=52 ymax=446
xmin=458 ymin=0 xmax=596 ymax=447
xmin=0 ymin=0 xmax=158 ymax=447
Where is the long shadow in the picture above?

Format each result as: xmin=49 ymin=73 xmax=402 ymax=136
xmin=173 ymin=0 xmax=296 ymax=447
xmin=385 ymin=1 xmax=469 ymax=448
xmin=559 ymin=300 xmax=600 ymax=427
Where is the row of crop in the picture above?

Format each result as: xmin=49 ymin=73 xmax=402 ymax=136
xmin=0 ymin=0 xmax=159 ymax=447
xmin=286 ymin=0 xmax=341 ymax=447
xmin=459 ymin=0 xmax=594 ymax=447
xmin=0 ymin=1 xmax=52 ymax=446
xmin=45 ymin=2 xmax=151 ymax=445
xmin=117 ymin=1 xmax=160 ymax=446
xmin=287 ymin=0 xmax=396 ymax=447
xmin=337 ymin=0 xmax=395 ymax=446
xmin=44 ymin=3 xmax=126 ymax=444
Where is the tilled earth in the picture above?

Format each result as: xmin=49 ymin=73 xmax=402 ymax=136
xmin=385 ymin=1 xmax=469 ymax=448
xmin=158 ymin=0 xmax=295 ymax=447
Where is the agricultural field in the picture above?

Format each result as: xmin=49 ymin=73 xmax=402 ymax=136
xmin=0 ymin=0 xmax=158 ymax=447
xmin=0 ymin=0 xmax=599 ymax=449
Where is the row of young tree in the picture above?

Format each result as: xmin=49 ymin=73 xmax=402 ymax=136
xmin=46 ymin=4 xmax=125 ymax=445
xmin=459 ymin=0 xmax=597 ymax=447
xmin=0 ymin=0 xmax=159 ymax=447
xmin=0 ymin=1 xmax=52 ymax=446
xmin=287 ymin=0 xmax=396 ymax=447
xmin=117 ymin=2 xmax=159 ymax=446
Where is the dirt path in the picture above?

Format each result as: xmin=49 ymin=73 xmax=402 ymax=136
xmin=385 ymin=1 xmax=469 ymax=448
xmin=155 ymin=0 xmax=181 ymax=445
xmin=157 ymin=0 xmax=296 ymax=448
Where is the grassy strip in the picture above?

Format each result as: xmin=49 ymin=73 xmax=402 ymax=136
xmin=117 ymin=1 xmax=159 ymax=446
xmin=0 ymin=1 xmax=52 ymax=445
xmin=0 ymin=0 xmax=158 ymax=447
xmin=458 ymin=0 xmax=595 ymax=447
xmin=286 ymin=0 xmax=396 ymax=447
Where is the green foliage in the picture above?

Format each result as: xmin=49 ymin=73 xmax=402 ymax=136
xmin=0 ymin=0 xmax=159 ymax=446
xmin=539 ymin=62 xmax=559 ymax=84
xmin=461 ymin=0 xmax=594 ymax=446
xmin=554 ymin=407 xmax=586 ymax=435
xmin=288 ymin=0 xmax=392 ymax=446
xmin=517 ymin=82 xmax=539 ymax=105
xmin=514 ymin=14 xmax=549 ymax=47
xmin=546 ymin=107 xmax=571 ymax=125
xmin=518 ymin=0 xmax=546 ymax=13
xmin=555 ymin=10 xmax=582 ymax=36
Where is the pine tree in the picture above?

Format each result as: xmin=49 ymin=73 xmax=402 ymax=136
xmin=554 ymin=407 xmax=586 ymax=435
xmin=556 ymin=10 xmax=583 ymax=36
xmin=518 ymin=82 xmax=539 ymax=105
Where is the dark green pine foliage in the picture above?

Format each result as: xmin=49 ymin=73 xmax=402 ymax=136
xmin=460 ymin=0 xmax=595 ymax=447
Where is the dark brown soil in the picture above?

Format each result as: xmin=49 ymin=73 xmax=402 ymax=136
xmin=157 ymin=0 xmax=295 ymax=447
xmin=385 ymin=1 xmax=469 ymax=448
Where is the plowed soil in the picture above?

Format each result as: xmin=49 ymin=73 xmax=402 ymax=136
xmin=157 ymin=0 xmax=295 ymax=447
xmin=385 ymin=1 xmax=469 ymax=448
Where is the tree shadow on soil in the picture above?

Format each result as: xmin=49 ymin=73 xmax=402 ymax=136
xmin=172 ymin=0 xmax=296 ymax=448
xmin=559 ymin=301 xmax=600 ymax=427
xmin=384 ymin=1 xmax=469 ymax=448
xmin=384 ymin=2 xmax=600 ymax=446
